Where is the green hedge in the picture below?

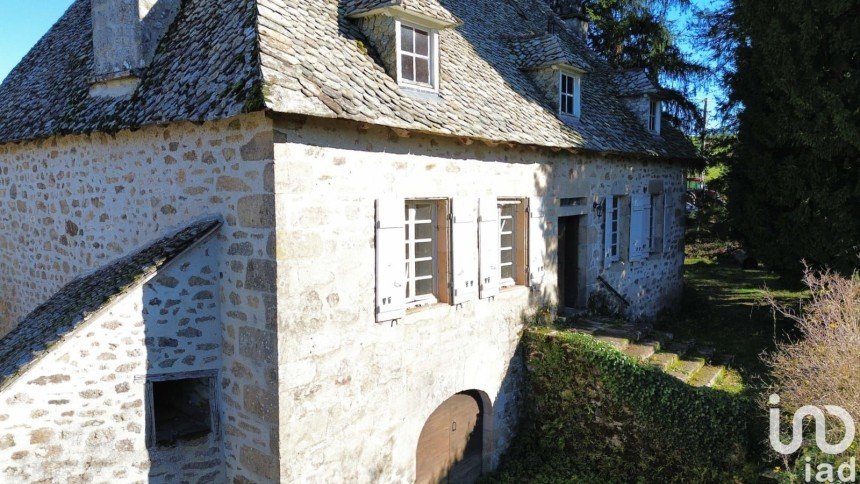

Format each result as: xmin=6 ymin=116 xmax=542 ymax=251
xmin=490 ymin=329 xmax=756 ymax=483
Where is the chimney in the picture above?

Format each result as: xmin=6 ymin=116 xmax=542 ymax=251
xmin=549 ymin=0 xmax=589 ymax=39
xmin=90 ymin=0 xmax=180 ymax=97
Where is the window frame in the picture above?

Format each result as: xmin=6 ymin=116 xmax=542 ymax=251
xmin=609 ymin=195 xmax=621 ymax=262
xmin=498 ymin=200 xmax=519 ymax=288
xmin=144 ymin=370 xmax=219 ymax=450
xmin=404 ymin=200 xmax=440 ymax=307
xmin=558 ymin=70 xmax=582 ymax=118
xmin=395 ymin=20 xmax=440 ymax=92
xmin=648 ymin=99 xmax=662 ymax=134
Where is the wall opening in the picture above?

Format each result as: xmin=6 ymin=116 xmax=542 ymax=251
xmin=146 ymin=371 xmax=218 ymax=448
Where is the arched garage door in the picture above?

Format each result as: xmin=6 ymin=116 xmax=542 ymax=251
xmin=415 ymin=391 xmax=484 ymax=484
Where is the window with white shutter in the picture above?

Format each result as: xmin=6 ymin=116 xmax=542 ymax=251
xmin=527 ymin=197 xmax=546 ymax=287
xmin=451 ymin=197 xmax=479 ymax=305
xmin=478 ymin=197 xmax=500 ymax=299
xmin=376 ymin=197 xmax=407 ymax=323
xmin=629 ymin=194 xmax=652 ymax=261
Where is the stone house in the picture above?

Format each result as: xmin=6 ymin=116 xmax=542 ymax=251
xmin=0 ymin=0 xmax=696 ymax=482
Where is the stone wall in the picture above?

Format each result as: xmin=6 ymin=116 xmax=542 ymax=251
xmin=270 ymin=115 xmax=686 ymax=481
xmin=0 ymin=239 xmax=223 ymax=483
xmin=0 ymin=113 xmax=279 ymax=482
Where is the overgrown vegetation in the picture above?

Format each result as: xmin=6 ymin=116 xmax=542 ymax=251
xmin=489 ymin=329 xmax=756 ymax=482
xmin=764 ymin=269 xmax=860 ymax=481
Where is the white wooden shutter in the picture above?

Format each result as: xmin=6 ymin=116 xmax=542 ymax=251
xmin=663 ymin=193 xmax=673 ymax=254
xmin=629 ymin=194 xmax=650 ymax=262
xmin=451 ymin=197 xmax=479 ymax=305
xmin=375 ymin=197 xmax=406 ymax=323
xmin=527 ymin=197 xmax=545 ymax=287
xmin=478 ymin=196 xmax=500 ymax=299
xmin=603 ymin=195 xmax=614 ymax=266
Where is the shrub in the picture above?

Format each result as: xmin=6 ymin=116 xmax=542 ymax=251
xmin=491 ymin=329 xmax=755 ymax=483
xmin=764 ymin=268 xmax=859 ymax=417
xmin=763 ymin=269 xmax=860 ymax=477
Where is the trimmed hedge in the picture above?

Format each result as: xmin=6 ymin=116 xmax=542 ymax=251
xmin=490 ymin=329 xmax=756 ymax=483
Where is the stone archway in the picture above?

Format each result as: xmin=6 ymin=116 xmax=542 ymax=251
xmin=415 ymin=390 xmax=488 ymax=484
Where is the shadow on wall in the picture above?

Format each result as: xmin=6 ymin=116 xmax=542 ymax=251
xmin=140 ymin=235 xmax=225 ymax=482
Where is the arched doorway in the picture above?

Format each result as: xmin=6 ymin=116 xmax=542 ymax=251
xmin=415 ymin=391 xmax=486 ymax=484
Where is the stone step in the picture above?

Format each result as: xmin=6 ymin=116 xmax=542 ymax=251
xmin=595 ymin=335 xmax=630 ymax=351
xmin=664 ymin=339 xmax=695 ymax=357
xmin=646 ymin=352 xmax=679 ymax=370
xmin=666 ymin=358 xmax=706 ymax=383
xmin=647 ymin=330 xmax=674 ymax=346
xmin=622 ymin=342 xmax=658 ymax=361
xmin=688 ymin=365 xmax=725 ymax=388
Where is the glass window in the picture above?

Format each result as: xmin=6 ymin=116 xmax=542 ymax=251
xmin=405 ymin=201 xmax=438 ymax=306
xmin=559 ymin=72 xmax=581 ymax=117
xmin=499 ymin=203 xmax=516 ymax=285
xmin=399 ymin=23 xmax=435 ymax=88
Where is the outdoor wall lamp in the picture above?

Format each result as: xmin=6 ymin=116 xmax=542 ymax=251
xmin=593 ymin=199 xmax=605 ymax=218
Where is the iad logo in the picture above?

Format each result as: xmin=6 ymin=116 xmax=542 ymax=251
xmin=769 ymin=394 xmax=857 ymax=482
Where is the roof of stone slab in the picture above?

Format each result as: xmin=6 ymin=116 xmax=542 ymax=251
xmin=0 ymin=0 xmax=260 ymax=144
xmin=509 ymin=33 xmax=591 ymax=72
xmin=614 ymin=68 xmax=661 ymax=97
xmin=0 ymin=0 xmax=697 ymax=160
xmin=0 ymin=218 xmax=221 ymax=392
xmin=343 ymin=0 xmax=463 ymax=26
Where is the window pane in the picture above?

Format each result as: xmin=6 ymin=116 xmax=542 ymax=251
xmin=567 ymin=76 xmax=574 ymax=93
xmin=401 ymin=55 xmax=414 ymax=82
xmin=415 ymin=241 xmax=433 ymax=258
xmin=415 ymin=29 xmax=430 ymax=56
xmin=413 ymin=203 xmax=433 ymax=220
xmin=401 ymin=26 xmax=414 ymax=53
xmin=415 ymin=221 xmax=433 ymax=240
xmin=500 ymin=232 xmax=513 ymax=250
xmin=415 ymin=58 xmax=430 ymax=84
xmin=415 ymin=260 xmax=433 ymax=278
xmin=501 ymin=248 xmax=513 ymax=264
xmin=415 ymin=278 xmax=434 ymax=297
xmin=501 ymin=264 xmax=514 ymax=280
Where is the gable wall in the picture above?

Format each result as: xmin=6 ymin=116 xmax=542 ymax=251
xmin=271 ymin=115 xmax=686 ymax=481
xmin=0 ymin=114 xmax=280 ymax=482
xmin=0 ymin=239 xmax=223 ymax=483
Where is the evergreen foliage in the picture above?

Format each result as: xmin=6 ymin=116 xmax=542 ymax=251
xmin=723 ymin=0 xmax=859 ymax=274
xmin=580 ymin=0 xmax=707 ymax=130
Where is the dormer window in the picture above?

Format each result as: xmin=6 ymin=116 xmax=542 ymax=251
xmin=648 ymin=99 xmax=662 ymax=134
xmin=396 ymin=21 xmax=439 ymax=91
xmin=559 ymin=71 xmax=582 ymax=118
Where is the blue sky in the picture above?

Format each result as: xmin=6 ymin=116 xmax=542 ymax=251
xmin=0 ymin=0 xmax=725 ymax=127
xmin=0 ymin=1 xmax=74 ymax=81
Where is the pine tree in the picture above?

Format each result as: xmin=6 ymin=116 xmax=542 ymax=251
xmin=726 ymin=0 xmax=859 ymax=274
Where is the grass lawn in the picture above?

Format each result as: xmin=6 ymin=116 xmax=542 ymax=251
xmin=656 ymin=241 xmax=808 ymax=394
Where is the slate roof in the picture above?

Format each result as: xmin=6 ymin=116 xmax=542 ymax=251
xmin=343 ymin=0 xmax=463 ymax=26
xmin=0 ymin=218 xmax=221 ymax=391
xmin=614 ymin=68 xmax=661 ymax=97
xmin=0 ymin=0 xmax=697 ymax=160
xmin=509 ymin=33 xmax=591 ymax=71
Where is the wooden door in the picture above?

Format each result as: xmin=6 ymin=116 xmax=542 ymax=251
xmin=558 ymin=216 xmax=580 ymax=309
xmin=416 ymin=393 xmax=483 ymax=484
